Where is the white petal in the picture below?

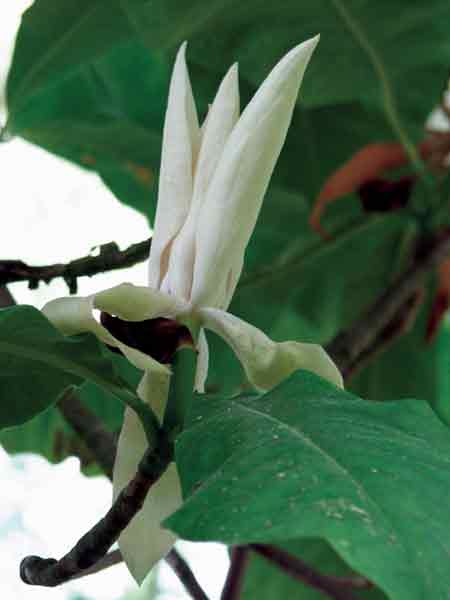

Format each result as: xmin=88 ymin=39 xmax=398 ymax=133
xmin=194 ymin=328 xmax=209 ymax=393
xmin=148 ymin=42 xmax=200 ymax=289
xmin=191 ymin=36 xmax=319 ymax=308
xmin=137 ymin=370 xmax=170 ymax=422
xmin=93 ymin=283 xmax=187 ymax=321
xmin=165 ymin=64 xmax=240 ymax=301
xmin=42 ymin=296 xmax=117 ymax=346
xmin=42 ymin=295 xmax=169 ymax=376
xmin=192 ymin=64 xmax=240 ymax=214
xmin=221 ymin=254 xmax=244 ymax=310
xmin=113 ymin=406 xmax=180 ymax=584
xmin=199 ymin=307 xmax=343 ymax=390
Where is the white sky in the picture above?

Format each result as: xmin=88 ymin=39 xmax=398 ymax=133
xmin=0 ymin=4 xmax=228 ymax=599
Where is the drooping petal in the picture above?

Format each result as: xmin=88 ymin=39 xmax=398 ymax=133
xmin=191 ymin=36 xmax=319 ymax=308
xmin=42 ymin=296 xmax=117 ymax=346
xmin=113 ymin=405 xmax=180 ymax=584
xmin=148 ymin=42 xmax=200 ymax=290
xmin=199 ymin=307 xmax=343 ymax=390
xmin=194 ymin=328 xmax=209 ymax=392
xmin=42 ymin=295 xmax=169 ymax=376
xmin=93 ymin=283 xmax=187 ymax=321
xmin=165 ymin=64 xmax=240 ymax=301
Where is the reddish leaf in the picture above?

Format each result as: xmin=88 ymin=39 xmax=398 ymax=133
xmin=309 ymin=133 xmax=450 ymax=237
xmin=309 ymin=142 xmax=408 ymax=236
xmin=359 ymin=175 xmax=415 ymax=213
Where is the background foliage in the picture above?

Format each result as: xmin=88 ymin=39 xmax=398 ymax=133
xmin=1 ymin=1 xmax=450 ymax=598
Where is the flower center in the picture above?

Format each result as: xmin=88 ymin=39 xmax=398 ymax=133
xmin=100 ymin=313 xmax=193 ymax=364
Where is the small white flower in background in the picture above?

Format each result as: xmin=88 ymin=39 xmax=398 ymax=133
xmin=43 ymin=35 xmax=343 ymax=585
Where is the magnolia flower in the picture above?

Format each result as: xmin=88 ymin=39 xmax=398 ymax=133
xmin=42 ymin=35 xmax=343 ymax=584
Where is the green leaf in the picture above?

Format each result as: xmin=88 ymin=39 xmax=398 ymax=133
xmin=7 ymin=35 xmax=169 ymax=217
xmin=6 ymin=0 xmax=132 ymax=115
xmin=242 ymin=539 xmax=386 ymax=600
xmin=123 ymin=0 xmax=450 ymax=137
xmin=168 ymin=370 xmax=450 ymax=600
xmin=0 ymin=305 xmax=137 ymax=429
xmin=8 ymin=1 xmax=449 ymax=211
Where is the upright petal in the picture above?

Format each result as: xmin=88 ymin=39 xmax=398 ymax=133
xmin=199 ymin=307 xmax=343 ymax=390
xmin=148 ymin=42 xmax=200 ymax=289
xmin=165 ymin=64 xmax=240 ymax=301
xmin=220 ymin=254 xmax=244 ymax=310
xmin=191 ymin=37 xmax=319 ymax=308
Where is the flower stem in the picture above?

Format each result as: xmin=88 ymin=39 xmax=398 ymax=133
xmin=163 ymin=346 xmax=198 ymax=434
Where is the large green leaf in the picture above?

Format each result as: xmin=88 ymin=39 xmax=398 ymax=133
xmin=6 ymin=0 xmax=132 ymax=114
xmin=242 ymin=539 xmax=386 ymax=600
xmin=0 ymin=305 xmax=134 ymax=429
xmin=8 ymin=1 xmax=449 ymax=211
xmin=167 ymin=371 xmax=450 ymax=600
xmin=7 ymin=36 xmax=169 ymax=218
xmin=123 ymin=0 xmax=450 ymax=134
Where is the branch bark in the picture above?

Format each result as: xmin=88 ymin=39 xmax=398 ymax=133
xmin=56 ymin=389 xmax=209 ymax=598
xmin=0 ymin=285 xmax=15 ymax=307
xmin=68 ymin=549 xmax=123 ymax=580
xmin=0 ymin=239 xmax=151 ymax=293
xmin=166 ymin=548 xmax=211 ymax=600
xmin=20 ymin=436 xmax=173 ymax=587
xmin=221 ymin=546 xmax=250 ymax=600
xmin=58 ymin=388 xmax=117 ymax=479
xmin=326 ymin=228 xmax=450 ymax=377
xmin=250 ymin=544 xmax=368 ymax=600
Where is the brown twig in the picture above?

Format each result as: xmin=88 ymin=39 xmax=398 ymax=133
xmin=342 ymin=288 xmax=424 ymax=379
xmin=68 ymin=549 xmax=123 ymax=580
xmin=326 ymin=229 xmax=450 ymax=376
xmin=250 ymin=544 xmax=366 ymax=600
xmin=166 ymin=548 xmax=211 ymax=600
xmin=0 ymin=238 xmax=151 ymax=294
xmin=56 ymin=392 xmax=210 ymax=599
xmin=0 ymin=285 xmax=15 ymax=307
xmin=20 ymin=436 xmax=173 ymax=587
xmin=221 ymin=546 xmax=250 ymax=600
xmin=57 ymin=388 xmax=117 ymax=479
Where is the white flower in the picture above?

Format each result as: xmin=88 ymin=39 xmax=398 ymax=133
xmin=42 ymin=35 xmax=343 ymax=584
